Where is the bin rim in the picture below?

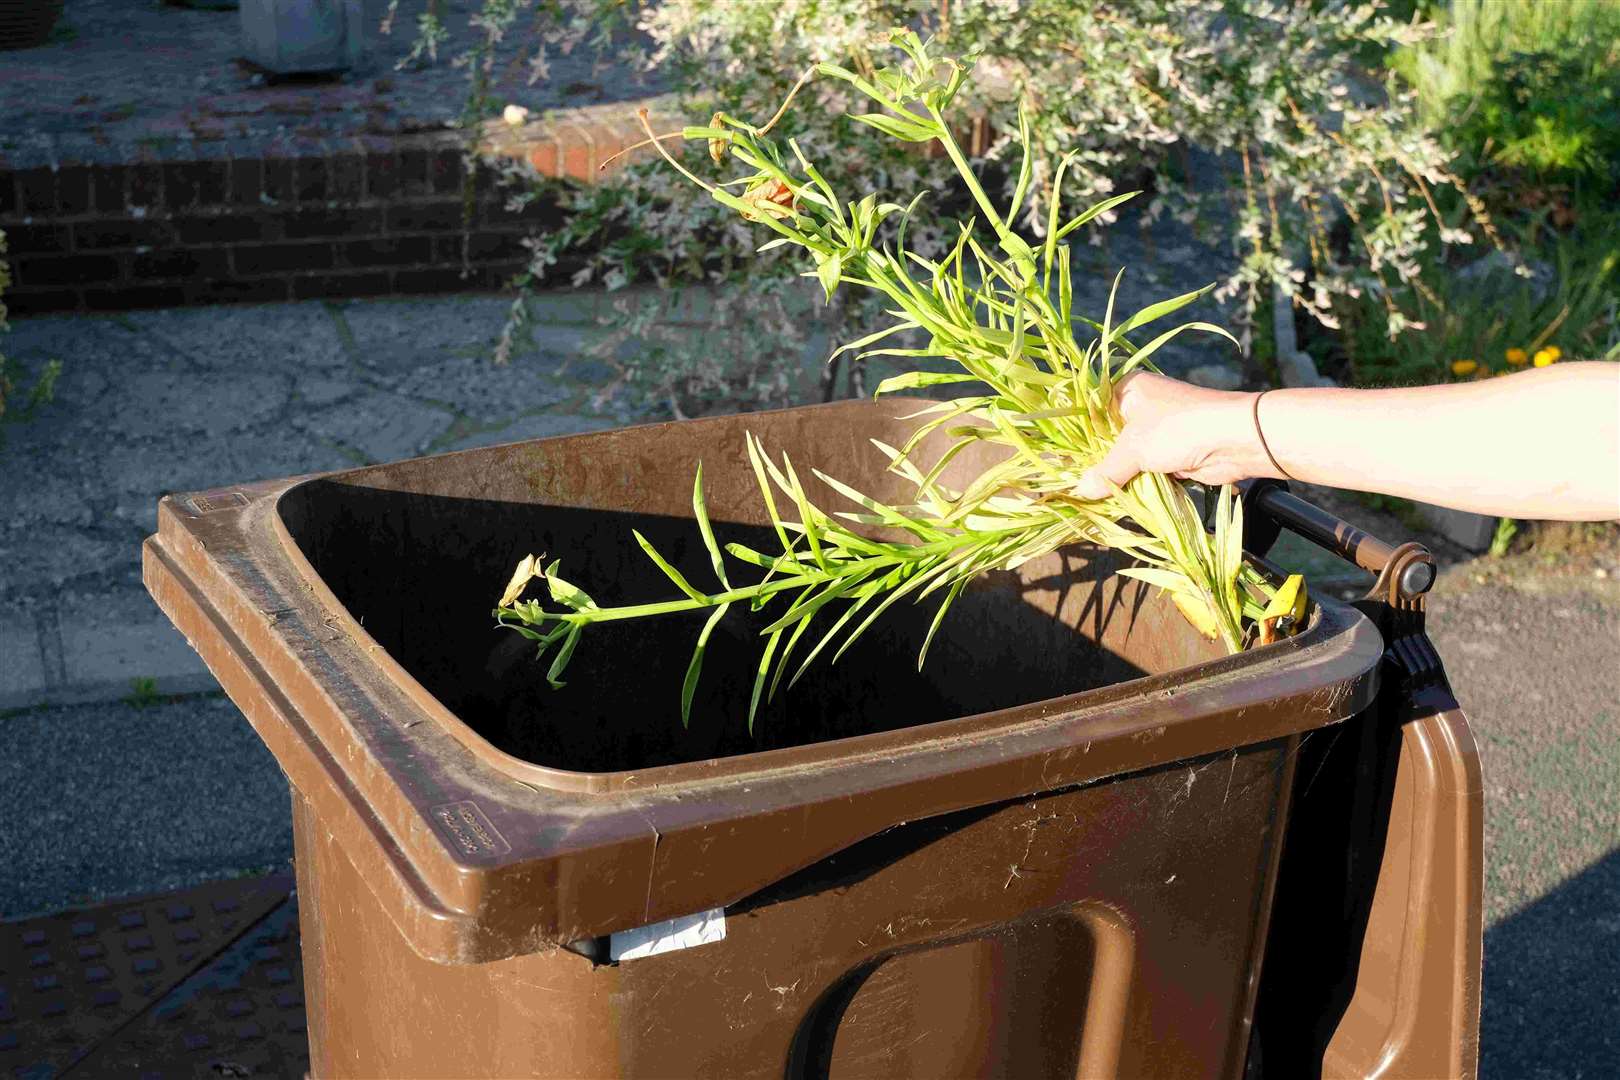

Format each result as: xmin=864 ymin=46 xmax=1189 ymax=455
xmin=268 ymin=432 xmax=1367 ymax=797
xmin=144 ymin=400 xmax=1387 ymax=959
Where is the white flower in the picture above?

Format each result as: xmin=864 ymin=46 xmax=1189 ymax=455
xmin=503 ymin=105 xmax=530 ymax=127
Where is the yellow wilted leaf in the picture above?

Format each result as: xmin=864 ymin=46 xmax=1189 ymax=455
xmin=1172 ymin=590 xmax=1221 ymax=640
xmin=1258 ymin=573 xmax=1307 ymax=645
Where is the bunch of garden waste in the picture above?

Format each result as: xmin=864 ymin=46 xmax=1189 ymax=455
xmin=494 ymin=32 xmax=1308 ymax=730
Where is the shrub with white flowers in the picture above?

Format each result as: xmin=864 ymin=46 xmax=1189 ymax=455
xmin=438 ymin=0 xmax=1480 ymax=412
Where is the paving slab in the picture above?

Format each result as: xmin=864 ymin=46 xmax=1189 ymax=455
xmin=100 ymin=429 xmax=338 ymax=536
xmin=392 ymin=352 xmax=575 ymax=425
xmin=57 ymin=589 xmax=215 ymax=706
xmin=332 ymin=293 xmax=534 ymax=374
xmin=292 ymin=389 xmax=456 ymax=464
xmin=114 ymin=370 xmax=295 ymax=440
xmin=116 ymin=303 xmax=354 ymax=375
xmin=440 ymin=411 xmax=616 ymax=453
xmin=0 ymin=527 xmax=133 ymax=599
xmin=0 ymin=610 xmax=47 ymax=709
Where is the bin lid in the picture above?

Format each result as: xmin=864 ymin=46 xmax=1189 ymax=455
xmin=143 ymin=401 xmax=1383 ymax=963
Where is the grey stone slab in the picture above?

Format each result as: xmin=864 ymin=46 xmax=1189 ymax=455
xmin=0 ymin=526 xmax=132 ymax=599
xmin=0 ymin=479 xmax=94 ymax=531
xmin=521 ymin=325 xmax=615 ymax=377
xmin=111 ymin=370 xmax=294 ymax=439
xmin=520 ymin=289 xmax=622 ymax=328
xmin=440 ymin=412 xmax=616 ymax=453
xmin=1 ymin=314 xmax=115 ymax=372
xmin=100 ymin=429 xmax=344 ymax=535
xmin=391 ymin=353 xmax=574 ymax=424
xmin=119 ymin=302 xmax=352 ymax=373
xmin=3 ymin=0 xmax=662 ymax=151
xmin=521 ymin=285 xmax=720 ymax=329
xmin=294 ymin=390 xmax=455 ymax=463
xmin=58 ymin=588 xmax=215 ymax=704
xmin=297 ymin=375 xmax=355 ymax=407
xmin=334 ymin=294 xmax=530 ymax=374
xmin=0 ymin=610 xmax=48 ymax=710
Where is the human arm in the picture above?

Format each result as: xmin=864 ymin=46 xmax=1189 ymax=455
xmin=1072 ymin=362 xmax=1620 ymax=521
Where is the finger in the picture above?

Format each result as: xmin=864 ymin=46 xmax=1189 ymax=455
xmin=1073 ymin=437 xmax=1141 ymax=500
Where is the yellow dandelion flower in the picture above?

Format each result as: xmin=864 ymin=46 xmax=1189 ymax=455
xmin=1505 ymin=347 xmax=1528 ymax=365
xmin=1532 ymin=348 xmax=1557 ymax=367
xmin=1451 ymin=359 xmax=1478 ymax=377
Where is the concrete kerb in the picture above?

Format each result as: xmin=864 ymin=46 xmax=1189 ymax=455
xmin=0 ymin=596 xmax=218 ymax=713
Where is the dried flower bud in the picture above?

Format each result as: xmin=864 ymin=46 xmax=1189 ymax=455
xmin=708 ymin=111 xmax=730 ymax=165
xmin=499 ymin=553 xmax=543 ymax=606
xmin=739 ymin=179 xmax=798 ymax=222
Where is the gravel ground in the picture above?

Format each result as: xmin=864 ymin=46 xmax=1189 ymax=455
xmin=0 ymin=692 xmax=293 ymax=920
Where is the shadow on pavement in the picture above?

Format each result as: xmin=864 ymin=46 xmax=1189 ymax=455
xmin=1482 ymin=847 xmax=1620 ymax=1078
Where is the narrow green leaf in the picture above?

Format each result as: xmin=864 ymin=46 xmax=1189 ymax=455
xmin=748 ymin=627 xmax=784 ymax=734
xmin=873 ymin=370 xmax=980 ymax=396
xmin=1118 ymin=321 xmax=1238 ymax=374
xmin=781 ymin=454 xmax=827 ymax=571
xmin=850 ymin=112 xmax=938 ymax=142
xmin=632 ymin=530 xmax=708 ymax=603
xmin=1054 ymin=191 xmax=1141 ymax=241
xmin=1117 ymin=565 xmax=1200 ymax=594
xmin=1114 ymin=284 xmax=1216 ymax=340
xmin=691 ymin=463 xmax=730 ymax=589
xmin=788 ymin=589 xmax=877 ymax=689
xmin=1007 ymin=99 xmax=1035 ymax=226
xmin=745 ymin=433 xmax=794 ymax=556
xmin=545 ymin=625 xmax=582 ymax=689
xmin=680 ymin=601 xmax=732 ymax=728
xmin=917 ymin=577 xmax=967 ymax=671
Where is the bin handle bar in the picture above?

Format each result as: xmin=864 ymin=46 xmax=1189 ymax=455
xmin=1237 ymin=479 xmax=1436 ymax=602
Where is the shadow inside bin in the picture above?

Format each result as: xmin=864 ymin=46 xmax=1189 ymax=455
xmin=1479 ymin=849 xmax=1620 ymax=1078
xmin=279 ymin=479 xmax=1164 ymax=774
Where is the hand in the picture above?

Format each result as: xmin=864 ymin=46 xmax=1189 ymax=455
xmin=1072 ymin=372 xmax=1276 ymax=500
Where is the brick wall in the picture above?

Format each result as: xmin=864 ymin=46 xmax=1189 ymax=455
xmin=0 ymin=99 xmax=676 ymax=315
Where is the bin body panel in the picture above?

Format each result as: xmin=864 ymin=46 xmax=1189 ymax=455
xmin=296 ymin=733 xmax=1296 ymax=1080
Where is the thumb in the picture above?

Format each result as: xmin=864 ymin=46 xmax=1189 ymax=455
xmin=1073 ymin=437 xmax=1141 ymax=501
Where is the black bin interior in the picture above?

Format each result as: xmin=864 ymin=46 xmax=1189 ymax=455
xmin=275 ymin=429 xmax=1216 ymax=773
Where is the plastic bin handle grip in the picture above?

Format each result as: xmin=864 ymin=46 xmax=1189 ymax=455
xmin=1239 ymin=479 xmax=1436 ymax=600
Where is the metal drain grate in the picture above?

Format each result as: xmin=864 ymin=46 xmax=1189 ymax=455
xmin=1 ymin=873 xmax=305 ymax=1078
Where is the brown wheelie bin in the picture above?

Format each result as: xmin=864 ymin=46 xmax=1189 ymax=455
xmin=142 ymin=399 xmax=1482 ymax=1078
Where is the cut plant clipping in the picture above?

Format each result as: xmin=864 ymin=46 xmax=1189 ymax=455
xmin=495 ymin=33 xmax=1307 ymax=730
